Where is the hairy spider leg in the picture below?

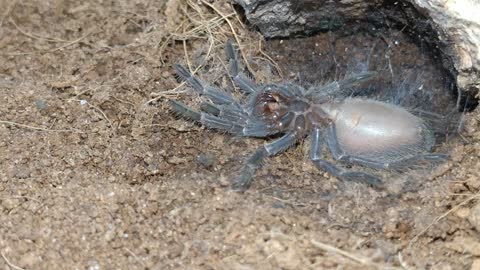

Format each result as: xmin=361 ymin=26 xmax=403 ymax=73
xmin=175 ymin=64 xmax=241 ymax=107
xmin=225 ymin=39 xmax=258 ymax=94
xmin=170 ymin=100 xmax=243 ymax=133
xmin=199 ymin=102 xmax=248 ymax=123
xmin=170 ymin=100 xmax=281 ymax=137
xmin=309 ymin=127 xmax=384 ymax=187
xmin=199 ymin=102 xmax=221 ymax=115
xmin=232 ymin=132 xmax=298 ymax=190
xmin=203 ymin=102 xmax=282 ymax=137
xmin=324 ymin=124 xmax=448 ymax=172
xmin=411 ymin=107 xmax=462 ymax=135
xmin=174 ymin=63 xmax=266 ymax=133
xmin=170 ymin=100 xmax=202 ymax=121
xmin=304 ymin=71 xmax=376 ymax=98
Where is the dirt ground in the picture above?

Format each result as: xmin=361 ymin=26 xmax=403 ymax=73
xmin=1 ymin=0 xmax=480 ymax=269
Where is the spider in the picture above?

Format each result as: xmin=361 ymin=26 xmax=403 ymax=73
xmin=169 ymin=40 xmax=446 ymax=190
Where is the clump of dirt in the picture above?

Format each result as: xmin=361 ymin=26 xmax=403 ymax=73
xmin=1 ymin=0 xmax=480 ymax=269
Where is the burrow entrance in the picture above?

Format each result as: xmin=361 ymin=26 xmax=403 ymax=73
xmin=235 ymin=0 xmax=478 ymax=137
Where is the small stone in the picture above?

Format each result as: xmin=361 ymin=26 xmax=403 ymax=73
xmin=167 ymin=156 xmax=187 ymax=165
xmin=2 ymin=197 xmax=20 ymax=211
xmin=146 ymin=163 xmax=160 ymax=175
xmin=35 ymin=100 xmax=47 ymax=110
xmin=87 ymin=260 xmax=100 ymax=270
xmin=264 ymin=239 xmax=301 ymax=270
xmin=456 ymin=207 xmax=471 ymax=219
xmin=468 ymin=202 xmax=480 ymax=232
xmin=450 ymin=144 xmax=465 ymax=162
xmin=428 ymin=162 xmax=452 ymax=180
xmin=104 ymin=228 xmax=115 ymax=242
xmin=218 ymin=174 xmax=230 ymax=187
xmin=19 ymin=252 xmax=40 ymax=268
xmin=13 ymin=165 xmax=31 ymax=179
xmin=467 ymin=176 xmax=480 ymax=190
xmin=471 ymin=259 xmax=480 ymax=270
xmin=161 ymin=71 xmax=170 ymax=78
xmin=446 ymin=236 xmax=480 ymax=256
xmin=197 ymin=152 xmax=215 ymax=168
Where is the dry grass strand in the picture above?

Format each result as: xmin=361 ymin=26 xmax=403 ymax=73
xmin=0 ymin=120 xmax=83 ymax=133
xmin=408 ymin=191 xmax=480 ymax=248
xmin=1 ymin=251 xmax=26 ymax=270
xmin=311 ymin=239 xmax=403 ymax=270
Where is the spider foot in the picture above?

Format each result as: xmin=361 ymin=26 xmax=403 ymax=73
xmin=231 ymin=176 xmax=253 ymax=191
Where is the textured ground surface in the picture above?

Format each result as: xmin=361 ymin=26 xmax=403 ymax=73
xmin=1 ymin=0 xmax=480 ymax=269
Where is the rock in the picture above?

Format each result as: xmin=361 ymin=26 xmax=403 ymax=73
xmin=414 ymin=0 xmax=480 ymax=93
xmin=234 ymin=0 xmax=378 ymax=38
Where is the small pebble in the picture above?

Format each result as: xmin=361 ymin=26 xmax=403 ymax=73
xmin=167 ymin=156 xmax=187 ymax=165
xmin=161 ymin=71 xmax=170 ymax=78
xmin=14 ymin=165 xmax=31 ymax=179
xmin=35 ymin=100 xmax=47 ymax=110
xmin=197 ymin=152 xmax=215 ymax=168
xmin=468 ymin=202 xmax=480 ymax=232
xmin=471 ymin=259 xmax=480 ymax=270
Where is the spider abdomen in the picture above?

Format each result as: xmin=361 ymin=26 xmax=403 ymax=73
xmin=323 ymin=98 xmax=435 ymax=162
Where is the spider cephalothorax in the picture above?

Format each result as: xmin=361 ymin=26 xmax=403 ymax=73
xmin=251 ymin=85 xmax=334 ymax=135
xmin=170 ymin=40 xmax=446 ymax=190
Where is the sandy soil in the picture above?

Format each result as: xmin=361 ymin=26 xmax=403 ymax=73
xmin=1 ymin=0 xmax=480 ymax=269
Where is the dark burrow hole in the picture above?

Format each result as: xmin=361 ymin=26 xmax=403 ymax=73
xmin=237 ymin=0 xmax=478 ymax=139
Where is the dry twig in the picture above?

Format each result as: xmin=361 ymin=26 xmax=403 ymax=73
xmin=10 ymin=19 xmax=69 ymax=43
xmin=3 ymin=29 xmax=94 ymax=56
xmin=258 ymin=39 xmax=284 ymax=79
xmin=0 ymin=120 xmax=83 ymax=133
xmin=0 ymin=0 xmax=17 ymax=30
xmin=1 ymin=251 xmax=26 ymax=270
xmin=200 ymin=0 xmax=253 ymax=73
xmin=69 ymin=99 xmax=113 ymax=129
xmin=150 ymin=0 xmax=278 ymax=107
xmin=311 ymin=239 xmax=403 ymax=270
xmin=408 ymin=191 xmax=480 ymax=247
xmin=399 ymin=192 xmax=480 ymax=269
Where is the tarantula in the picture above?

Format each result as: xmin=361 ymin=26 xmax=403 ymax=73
xmin=170 ymin=41 xmax=446 ymax=190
